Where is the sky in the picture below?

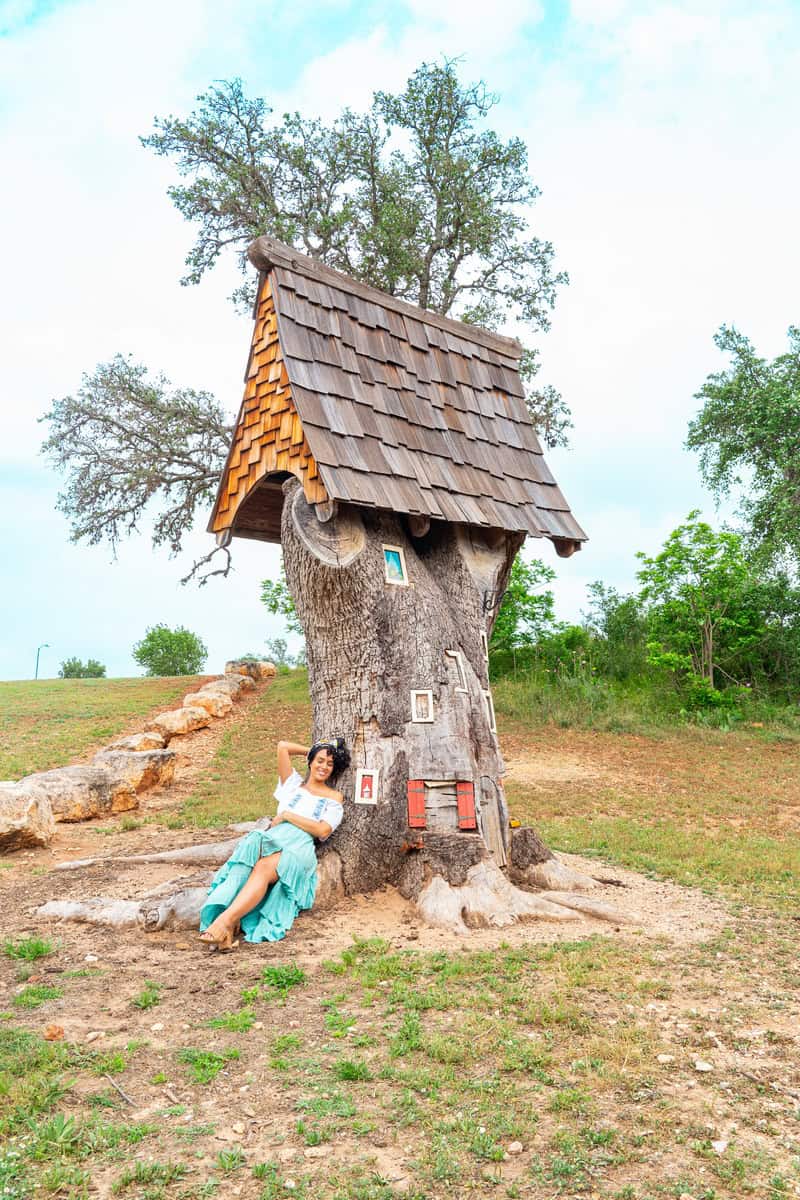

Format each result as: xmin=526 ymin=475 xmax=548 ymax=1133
xmin=1 ymin=0 xmax=799 ymax=681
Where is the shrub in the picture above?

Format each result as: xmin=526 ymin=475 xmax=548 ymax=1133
xmin=132 ymin=624 xmax=207 ymax=676
xmin=59 ymin=657 xmax=106 ymax=678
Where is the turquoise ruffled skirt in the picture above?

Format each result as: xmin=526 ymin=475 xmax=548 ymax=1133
xmin=199 ymin=825 xmax=318 ymax=943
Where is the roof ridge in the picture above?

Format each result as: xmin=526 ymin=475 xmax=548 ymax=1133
xmin=248 ymin=236 xmax=523 ymax=360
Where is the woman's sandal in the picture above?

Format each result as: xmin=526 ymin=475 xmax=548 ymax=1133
xmin=198 ymin=927 xmax=239 ymax=952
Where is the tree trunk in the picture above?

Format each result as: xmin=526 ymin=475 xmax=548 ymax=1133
xmin=280 ymin=479 xmax=595 ymax=929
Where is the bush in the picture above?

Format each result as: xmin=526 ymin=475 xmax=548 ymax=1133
xmin=132 ymin=625 xmax=207 ymax=676
xmin=59 ymin=657 xmax=106 ymax=678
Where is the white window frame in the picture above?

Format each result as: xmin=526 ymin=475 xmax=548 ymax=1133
xmin=445 ymin=650 xmax=468 ymax=693
xmin=354 ymin=767 xmax=380 ymax=806
xmin=483 ymin=688 xmax=497 ymax=734
xmin=382 ymin=544 xmax=409 ymax=586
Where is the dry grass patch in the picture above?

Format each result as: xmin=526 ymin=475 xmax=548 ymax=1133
xmin=0 ymin=676 xmax=207 ymax=778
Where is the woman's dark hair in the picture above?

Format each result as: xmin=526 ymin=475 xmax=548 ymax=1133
xmin=307 ymin=738 xmax=350 ymax=780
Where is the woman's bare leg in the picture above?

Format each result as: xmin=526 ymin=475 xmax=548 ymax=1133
xmin=200 ymin=853 xmax=281 ymax=943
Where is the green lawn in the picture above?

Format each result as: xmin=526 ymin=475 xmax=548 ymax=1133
xmin=0 ymin=677 xmax=206 ymax=778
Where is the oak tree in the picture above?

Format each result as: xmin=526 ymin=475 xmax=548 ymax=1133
xmin=42 ymin=62 xmax=570 ymax=577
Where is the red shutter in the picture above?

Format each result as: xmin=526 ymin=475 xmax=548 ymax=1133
xmin=456 ymin=780 xmax=477 ymax=830
xmin=407 ymin=779 xmax=426 ymax=828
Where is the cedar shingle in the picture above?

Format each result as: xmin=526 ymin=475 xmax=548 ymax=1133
xmin=212 ymin=241 xmax=587 ymax=547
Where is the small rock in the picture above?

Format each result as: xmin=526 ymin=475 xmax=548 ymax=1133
xmin=657 ymin=1054 xmax=675 ymax=1064
xmin=278 ymin=1147 xmax=298 ymax=1162
xmin=150 ymin=1022 xmax=164 ymax=1032
xmin=43 ymin=1025 xmax=64 ymax=1041
xmin=231 ymin=1121 xmax=245 ymax=1135
xmin=679 ymin=1194 xmax=697 ymax=1200
xmin=243 ymin=1107 xmax=255 ymax=1118
xmin=711 ymin=1139 xmax=728 ymax=1155
xmin=215 ymin=1128 xmax=238 ymax=1142
xmin=507 ymin=1140 xmax=523 ymax=1155
xmin=84 ymin=954 xmax=99 ymax=963
xmin=254 ymin=1021 xmax=264 ymax=1030
xmin=304 ymin=1145 xmax=331 ymax=1159
xmin=694 ymin=1060 xmax=714 ymax=1072
xmin=285 ymin=1181 xmax=296 ymax=1191
xmin=86 ymin=1030 xmax=104 ymax=1042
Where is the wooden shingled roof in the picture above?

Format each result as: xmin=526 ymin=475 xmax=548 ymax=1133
xmin=208 ymin=236 xmax=586 ymax=554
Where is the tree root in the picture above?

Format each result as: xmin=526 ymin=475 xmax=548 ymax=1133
xmin=39 ymin=842 xmax=631 ymax=936
xmin=415 ymin=860 xmax=632 ymax=934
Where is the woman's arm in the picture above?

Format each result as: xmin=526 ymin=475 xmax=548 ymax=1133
xmin=277 ymin=740 xmax=309 ymax=785
xmin=272 ymin=809 xmax=332 ymax=840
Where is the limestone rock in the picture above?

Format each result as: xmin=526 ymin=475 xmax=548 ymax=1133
xmin=92 ymin=749 xmax=176 ymax=793
xmin=19 ymin=767 xmax=138 ymax=822
xmin=225 ymin=659 xmax=276 ymax=681
xmin=105 ymin=732 xmax=165 ymax=752
xmin=183 ymin=690 xmax=233 ymax=718
xmin=146 ymin=706 xmax=212 ymax=740
xmin=199 ymin=674 xmax=253 ymax=700
xmin=0 ymin=782 xmax=56 ymax=850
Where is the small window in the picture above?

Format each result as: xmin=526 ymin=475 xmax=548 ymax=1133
xmin=383 ymin=544 xmax=409 ymax=586
xmin=354 ymin=768 xmax=380 ymax=805
xmin=410 ymin=689 xmax=434 ymax=723
xmin=483 ymin=689 xmax=497 ymax=733
xmin=445 ymin=650 xmax=468 ymax=693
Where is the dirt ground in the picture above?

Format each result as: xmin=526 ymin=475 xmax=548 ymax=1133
xmin=2 ymin=692 xmax=799 ymax=1199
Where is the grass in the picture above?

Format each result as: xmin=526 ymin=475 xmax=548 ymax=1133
xmin=491 ymin=667 xmax=800 ymax=738
xmin=178 ymin=671 xmax=310 ymax=825
xmin=3 ymin=936 xmax=54 ymax=961
xmin=0 ymin=676 xmax=207 ymax=778
xmin=131 ymin=980 xmax=162 ymax=1010
xmin=177 ymin=1047 xmax=240 ymax=1084
xmin=3 ymin=667 xmax=800 ymax=1198
xmin=12 ymin=984 xmax=63 ymax=1009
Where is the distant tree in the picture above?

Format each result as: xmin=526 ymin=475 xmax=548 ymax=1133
xmin=42 ymin=61 xmax=570 ymax=583
xmin=58 ymin=657 xmax=106 ymax=679
xmin=687 ymin=325 xmax=800 ymax=568
xmin=636 ymin=513 xmax=764 ymax=691
xmin=583 ymin=582 xmax=647 ymax=680
xmin=490 ymin=556 xmax=558 ymax=654
xmin=132 ymin=624 xmax=207 ymax=676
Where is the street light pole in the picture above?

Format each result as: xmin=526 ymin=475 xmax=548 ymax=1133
xmin=35 ymin=643 xmax=49 ymax=680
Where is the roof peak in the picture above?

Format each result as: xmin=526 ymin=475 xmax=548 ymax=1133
xmin=248 ymin=236 xmax=523 ymax=360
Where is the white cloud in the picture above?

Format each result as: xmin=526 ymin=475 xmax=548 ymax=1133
xmin=2 ymin=0 xmax=799 ymax=685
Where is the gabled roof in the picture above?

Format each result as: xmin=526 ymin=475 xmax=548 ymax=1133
xmin=208 ymin=236 xmax=586 ymax=552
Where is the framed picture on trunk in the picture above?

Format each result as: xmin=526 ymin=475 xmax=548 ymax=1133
xmin=410 ymin=689 xmax=434 ymax=722
xmin=354 ymin=768 xmax=379 ymax=805
xmin=383 ymin=545 xmax=409 ymax=586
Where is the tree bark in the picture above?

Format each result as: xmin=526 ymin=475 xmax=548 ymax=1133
xmin=280 ymin=478 xmax=586 ymax=922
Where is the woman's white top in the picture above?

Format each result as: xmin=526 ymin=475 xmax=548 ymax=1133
xmin=273 ymin=770 xmax=344 ymax=835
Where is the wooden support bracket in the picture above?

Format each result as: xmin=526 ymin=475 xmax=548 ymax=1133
xmin=315 ymin=499 xmax=339 ymax=524
xmin=407 ymin=514 xmax=431 ymax=539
